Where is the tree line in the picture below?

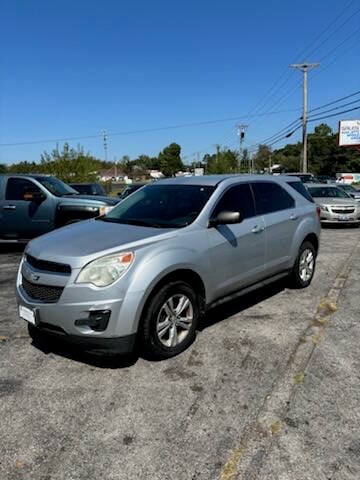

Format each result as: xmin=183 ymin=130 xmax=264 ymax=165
xmin=1 ymin=123 xmax=359 ymax=182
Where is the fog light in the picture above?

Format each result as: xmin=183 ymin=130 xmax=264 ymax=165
xmin=75 ymin=310 xmax=111 ymax=332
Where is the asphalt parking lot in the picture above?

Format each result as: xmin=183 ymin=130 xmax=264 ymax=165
xmin=1 ymin=229 xmax=360 ymax=480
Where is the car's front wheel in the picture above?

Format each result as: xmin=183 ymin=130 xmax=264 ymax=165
xmin=140 ymin=281 xmax=199 ymax=360
xmin=290 ymin=241 xmax=316 ymax=288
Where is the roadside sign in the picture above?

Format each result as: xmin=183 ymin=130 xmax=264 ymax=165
xmin=338 ymin=120 xmax=360 ymax=147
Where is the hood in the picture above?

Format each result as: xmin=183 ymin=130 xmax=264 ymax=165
xmin=26 ymin=218 xmax=177 ymax=268
xmin=60 ymin=194 xmax=119 ymax=206
xmin=313 ymin=197 xmax=358 ymax=207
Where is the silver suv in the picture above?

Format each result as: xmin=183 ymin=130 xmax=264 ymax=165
xmin=16 ymin=175 xmax=320 ymax=359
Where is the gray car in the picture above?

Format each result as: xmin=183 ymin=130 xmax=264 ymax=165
xmin=307 ymin=183 xmax=360 ymax=226
xmin=16 ymin=175 xmax=320 ymax=359
xmin=335 ymin=183 xmax=360 ymax=201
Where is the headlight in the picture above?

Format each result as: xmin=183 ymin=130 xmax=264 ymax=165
xmin=320 ymin=205 xmax=329 ymax=212
xmin=99 ymin=206 xmax=114 ymax=216
xmin=76 ymin=252 xmax=134 ymax=287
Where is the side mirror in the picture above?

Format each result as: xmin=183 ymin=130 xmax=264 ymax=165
xmin=208 ymin=210 xmax=242 ymax=228
xmin=23 ymin=191 xmax=46 ymax=202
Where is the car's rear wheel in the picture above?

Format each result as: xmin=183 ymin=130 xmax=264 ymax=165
xmin=140 ymin=281 xmax=199 ymax=360
xmin=290 ymin=241 xmax=316 ymax=288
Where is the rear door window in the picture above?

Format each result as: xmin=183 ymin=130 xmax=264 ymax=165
xmin=287 ymin=181 xmax=314 ymax=203
xmin=251 ymin=182 xmax=295 ymax=215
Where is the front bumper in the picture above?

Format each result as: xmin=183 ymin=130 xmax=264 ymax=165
xmin=16 ymin=256 xmax=142 ymax=353
xmin=28 ymin=322 xmax=136 ymax=354
xmin=320 ymin=217 xmax=360 ymax=225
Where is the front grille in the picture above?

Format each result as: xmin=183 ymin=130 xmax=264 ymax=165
xmin=22 ymin=277 xmax=64 ymax=303
xmin=26 ymin=254 xmax=71 ymax=274
xmin=331 ymin=208 xmax=355 ymax=214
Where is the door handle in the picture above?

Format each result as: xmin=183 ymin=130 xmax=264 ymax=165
xmin=251 ymin=225 xmax=264 ymax=234
xmin=290 ymin=213 xmax=298 ymax=220
xmin=3 ymin=205 xmax=16 ymax=210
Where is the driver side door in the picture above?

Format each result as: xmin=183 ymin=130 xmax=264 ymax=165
xmin=0 ymin=177 xmax=55 ymax=240
xmin=206 ymin=183 xmax=266 ymax=299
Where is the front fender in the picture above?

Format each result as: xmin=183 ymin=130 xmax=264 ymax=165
xmin=117 ymin=245 xmax=211 ymax=336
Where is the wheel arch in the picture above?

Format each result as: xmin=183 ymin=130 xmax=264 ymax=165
xmin=302 ymin=232 xmax=319 ymax=255
xmin=137 ymin=268 xmax=206 ymax=331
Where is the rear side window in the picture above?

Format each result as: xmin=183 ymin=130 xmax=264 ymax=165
xmin=5 ymin=178 xmax=41 ymax=200
xmin=212 ymin=183 xmax=255 ymax=219
xmin=251 ymin=182 xmax=295 ymax=215
xmin=287 ymin=181 xmax=314 ymax=203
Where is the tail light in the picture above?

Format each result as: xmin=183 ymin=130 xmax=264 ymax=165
xmin=316 ymin=206 xmax=321 ymax=220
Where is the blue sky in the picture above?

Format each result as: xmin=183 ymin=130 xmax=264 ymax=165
xmin=1 ymin=0 xmax=359 ymax=165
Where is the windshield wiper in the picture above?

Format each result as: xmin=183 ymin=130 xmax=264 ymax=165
xmin=121 ymin=219 xmax=162 ymax=228
xmin=96 ymin=217 xmax=161 ymax=227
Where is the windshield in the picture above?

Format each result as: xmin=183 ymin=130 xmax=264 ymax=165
xmin=101 ymin=184 xmax=215 ymax=228
xmin=307 ymin=186 xmax=350 ymax=198
xmin=339 ymin=184 xmax=356 ymax=193
xmin=35 ymin=177 xmax=79 ymax=197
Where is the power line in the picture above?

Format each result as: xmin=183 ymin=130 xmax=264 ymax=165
xmin=308 ymin=89 xmax=360 ymax=113
xmin=301 ymin=4 xmax=360 ymax=61
xmin=308 ymin=105 xmax=360 ymax=123
xmin=244 ymin=0 xmax=359 ymax=118
xmin=0 ymin=108 xmax=300 ymax=148
xmin=308 ymin=99 xmax=360 ymax=119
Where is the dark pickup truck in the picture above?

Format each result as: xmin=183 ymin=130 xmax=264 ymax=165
xmin=0 ymin=174 xmax=119 ymax=241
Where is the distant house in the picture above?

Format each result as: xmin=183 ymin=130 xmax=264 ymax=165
xmin=149 ymin=170 xmax=165 ymax=179
xmin=98 ymin=167 xmax=124 ymax=182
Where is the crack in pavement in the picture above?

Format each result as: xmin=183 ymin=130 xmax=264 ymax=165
xmin=219 ymin=235 xmax=360 ymax=480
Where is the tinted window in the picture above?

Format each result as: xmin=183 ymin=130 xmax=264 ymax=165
xmin=5 ymin=178 xmax=41 ymax=200
xmin=251 ymin=182 xmax=295 ymax=215
xmin=212 ymin=183 xmax=255 ymax=219
xmin=287 ymin=181 xmax=314 ymax=203
xmin=102 ymin=184 xmax=215 ymax=228
xmin=35 ymin=176 xmax=78 ymax=196
xmin=307 ymin=186 xmax=349 ymax=198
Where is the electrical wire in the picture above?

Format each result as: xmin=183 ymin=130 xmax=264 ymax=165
xmin=0 ymin=108 xmax=300 ymax=148
xmin=244 ymin=0 xmax=359 ymax=118
xmin=308 ymin=99 xmax=360 ymax=119
xmin=308 ymin=105 xmax=360 ymax=123
xmin=308 ymin=89 xmax=360 ymax=113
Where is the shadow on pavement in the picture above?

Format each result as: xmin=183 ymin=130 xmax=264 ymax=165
xmin=27 ymin=279 xmax=287 ymax=367
xmin=200 ymin=279 xmax=287 ymax=331
xmin=0 ymin=243 xmax=26 ymax=254
xmin=28 ymin=326 xmax=139 ymax=369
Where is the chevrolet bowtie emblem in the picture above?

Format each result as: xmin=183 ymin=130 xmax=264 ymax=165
xmin=30 ymin=273 xmax=40 ymax=282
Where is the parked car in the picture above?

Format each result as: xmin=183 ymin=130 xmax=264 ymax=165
xmin=118 ymin=183 xmax=146 ymax=199
xmin=70 ymin=182 xmax=107 ymax=196
xmin=306 ymin=184 xmax=360 ymax=226
xmin=335 ymin=183 xmax=360 ymax=201
xmin=0 ymin=174 xmax=119 ymax=241
xmin=316 ymin=175 xmax=337 ymax=184
xmin=17 ymin=175 xmax=320 ymax=359
xmin=284 ymin=172 xmax=317 ymax=183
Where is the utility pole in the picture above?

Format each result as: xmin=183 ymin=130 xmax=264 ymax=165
xmin=236 ymin=124 xmax=248 ymax=173
xmin=101 ymin=129 xmax=108 ymax=163
xmin=290 ymin=62 xmax=320 ymax=173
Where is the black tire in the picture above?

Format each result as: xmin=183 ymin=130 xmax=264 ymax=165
xmin=139 ymin=281 xmax=199 ymax=360
xmin=289 ymin=241 xmax=316 ymax=289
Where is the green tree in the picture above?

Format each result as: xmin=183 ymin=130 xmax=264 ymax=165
xmin=205 ymin=148 xmax=238 ymax=173
xmin=252 ymin=144 xmax=272 ymax=172
xmin=158 ymin=143 xmax=184 ymax=177
xmin=40 ymin=143 xmax=102 ymax=182
xmin=0 ymin=163 xmax=7 ymax=173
